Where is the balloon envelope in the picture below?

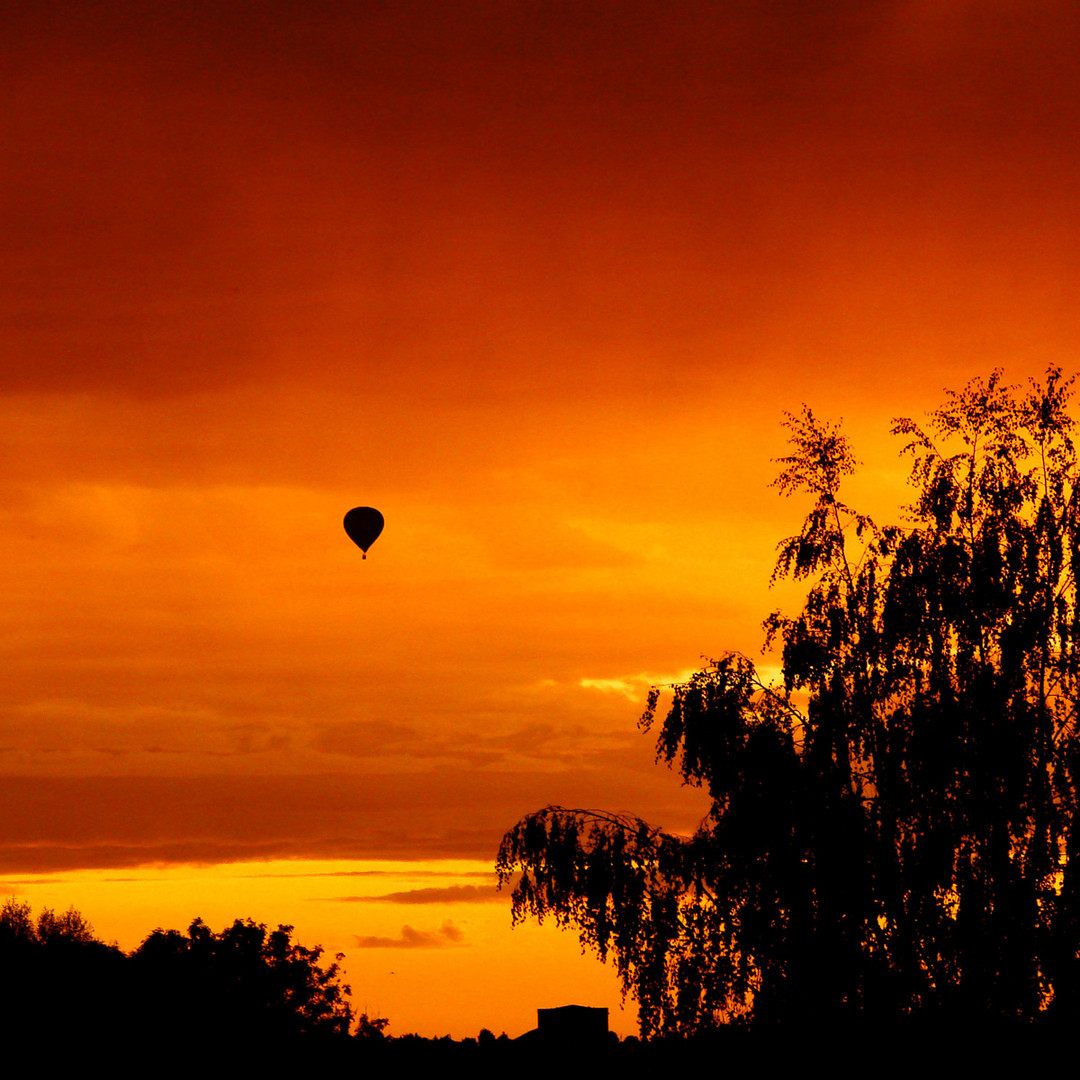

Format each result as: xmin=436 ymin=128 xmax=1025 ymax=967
xmin=344 ymin=507 xmax=384 ymax=554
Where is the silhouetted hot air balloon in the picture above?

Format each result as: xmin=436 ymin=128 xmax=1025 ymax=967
xmin=344 ymin=507 xmax=384 ymax=559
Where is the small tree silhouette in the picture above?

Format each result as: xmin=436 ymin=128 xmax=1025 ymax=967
xmin=499 ymin=368 xmax=1080 ymax=1036
xmin=132 ymin=917 xmax=353 ymax=1044
xmin=0 ymin=902 xmax=365 ymax=1058
xmin=0 ymin=898 xmax=125 ymax=1047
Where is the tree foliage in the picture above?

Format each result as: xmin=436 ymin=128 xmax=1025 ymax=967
xmin=0 ymin=897 xmax=98 ymax=947
xmin=0 ymin=900 xmax=358 ymax=1053
xmin=132 ymin=917 xmax=354 ymax=1042
xmin=0 ymin=898 xmax=126 ymax=1047
xmin=497 ymin=368 xmax=1080 ymax=1035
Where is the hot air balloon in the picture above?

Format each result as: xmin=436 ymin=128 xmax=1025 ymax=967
xmin=344 ymin=507 xmax=384 ymax=559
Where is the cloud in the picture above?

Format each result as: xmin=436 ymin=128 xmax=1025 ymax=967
xmin=329 ymin=884 xmax=500 ymax=904
xmin=578 ymin=668 xmax=702 ymax=701
xmin=264 ymin=868 xmax=495 ymax=880
xmin=0 ymin=760 xmax=710 ymax=873
xmin=352 ymin=920 xmax=464 ymax=949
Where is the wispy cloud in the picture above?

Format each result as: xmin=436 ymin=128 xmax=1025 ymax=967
xmin=330 ymin=884 xmax=499 ymax=904
xmin=352 ymin=920 xmax=465 ymax=949
xmin=578 ymin=670 xmax=700 ymax=701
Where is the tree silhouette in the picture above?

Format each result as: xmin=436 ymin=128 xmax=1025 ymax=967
xmin=0 ymin=901 xmax=359 ymax=1056
xmin=498 ymin=368 xmax=1080 ymax=1037
xmin=0 ymin=898 xmax=126 ymax=1047
xmin=131 ymin=917 xmax=353 ymax=1045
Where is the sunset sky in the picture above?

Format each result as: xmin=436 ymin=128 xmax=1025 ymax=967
xmin=4 ymin=0 xmax=1080 ymax=1038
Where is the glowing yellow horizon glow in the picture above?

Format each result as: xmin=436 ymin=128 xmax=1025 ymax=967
xmin=0 ymin=858 xmax=637 ymax=1039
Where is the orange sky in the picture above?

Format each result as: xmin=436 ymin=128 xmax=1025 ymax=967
xmin=4 ymin=0 xmax=1080 ymax=1038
